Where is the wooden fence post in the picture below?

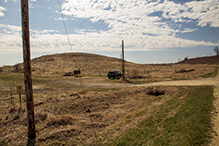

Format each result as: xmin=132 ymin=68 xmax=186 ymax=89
xmin=21 ymin=0 xmax=36 ymax=143
xmin=122 ymin=40 xmax=125 ymax=80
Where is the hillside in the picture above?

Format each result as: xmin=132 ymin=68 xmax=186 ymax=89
xmin=1 ymin=53 xmax=216 ymax=80
xmin=179 ymin=55 xmax=219 ymax=64
xmin=2 ymin=53 xmax=144 ymax=76
xmin=31 ymin=53 xmax=146 ymax=76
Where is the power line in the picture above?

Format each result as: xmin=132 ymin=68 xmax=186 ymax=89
xmin=56 ymin=1 xmax=97 ymax=138
xmin=57 ymin=0 xmax=73 ymax=52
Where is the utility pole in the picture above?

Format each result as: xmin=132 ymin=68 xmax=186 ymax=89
xmin=21 ymin=0 xmax=36 ymax=144
xmin=122 ymin=40 xmax=125 ymax=81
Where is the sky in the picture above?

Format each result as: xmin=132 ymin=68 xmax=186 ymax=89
xmin=0 ymin=0 xmax=219 ymax=66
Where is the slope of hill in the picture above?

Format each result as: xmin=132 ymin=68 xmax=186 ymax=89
xmin=2 ymin=53 xmax=144 ymax=76
xmin=1 ymin=53 xmax=216 ymax=80
xmin=31 ymin=53 xmax=144 ymax=76
xmin=179 ymin=55 xmax=219 ymax=64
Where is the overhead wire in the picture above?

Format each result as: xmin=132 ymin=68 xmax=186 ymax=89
xmin=57 ymin=0 xmax=73 ymax=52
xmin=56 ymin=0 xmax=97 ymax=138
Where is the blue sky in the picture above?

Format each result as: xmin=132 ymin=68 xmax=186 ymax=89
xmin=0 ymin=0 xmax=219 ymax=66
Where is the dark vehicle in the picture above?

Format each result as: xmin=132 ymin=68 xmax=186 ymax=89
xmin=108 ymin=71 xmax=122 ymax=79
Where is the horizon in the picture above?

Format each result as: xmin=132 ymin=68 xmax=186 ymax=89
xmin=0 ymin=0 xmax=219 ymax=66
xmin=0 ymin=51 xmax=217 ymax=67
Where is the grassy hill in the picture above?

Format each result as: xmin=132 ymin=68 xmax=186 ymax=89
xmin=179 ymin=55 xmax=219 ymax=64
xmin=2 ymin=53 xmax=141 ymax=76
xmin=1 ymin=53 xmax=217 ymax=80
xmin=30 ymin=53 xmax=142 ymax=76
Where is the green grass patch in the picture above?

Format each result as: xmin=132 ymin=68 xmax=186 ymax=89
xmin=0 ymin=73 xmax=24 ymax=85
xmin=0 ymin=73 xmax=55 ymax=85
xmin=108 ymin=86 xmax=214 ymax=146
xmin=199 ymin=67 xmax=219 ymax=78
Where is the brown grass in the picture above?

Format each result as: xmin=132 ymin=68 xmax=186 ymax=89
xmin=0 ymin=85 xmax=181 ymax=145
xmin=47 ymin=115 xmax=79 ymax=127
xmin=1 ymin=53 xmax=216 ymax=81
xmin=0 ymin=53 xmax=217 ymax=145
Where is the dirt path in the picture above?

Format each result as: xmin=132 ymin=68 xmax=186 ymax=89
xmin=49 ymin=72 xmax=219 ymax=144
xmin=134 ymin=77 xmax=216 ymax=87
xmin=61 ymin=76 xmax=217 ymax=89
xmin=82 ymin=72 xmax=218 ymax=144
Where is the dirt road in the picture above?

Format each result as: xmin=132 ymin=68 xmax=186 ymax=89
xmin=79 ymin=71 xmax=219 ymax=145
xmin=61 ymin=76 xmax=216 ymax=89
xmin=44 ymin=72 xmax=219 ymax=144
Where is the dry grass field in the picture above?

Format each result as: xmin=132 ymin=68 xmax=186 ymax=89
xmin=0 ymin=53 xmax=218 ymax=145
xmin=1 ymin=53 xmax=217 ymax=81
xmin=0 ymin=81 xmax=178 ymax=145
xmin=0 ymin=79 xmax=214 ymax=145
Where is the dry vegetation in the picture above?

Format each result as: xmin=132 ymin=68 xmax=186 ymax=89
xmin=1 ymin=53 xmax=216 ymax=82
xmin=0 ymin=84 xmax=215 ymax=145
xmin=0 ymin=53 xmax=218 ymax=145
xmin=180 ymin=55 xmax=219 ymax=64
xmin=0 ymin=84 xmax=180 ymax=145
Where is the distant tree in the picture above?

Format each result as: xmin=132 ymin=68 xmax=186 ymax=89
xmin=214 ymin=46 xmax=219 ymax=56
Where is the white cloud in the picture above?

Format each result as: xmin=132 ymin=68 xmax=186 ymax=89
xmin=161 ymin=0 xmax=219 ymax=27
xmin=0 ymin=24 xmax=217 ymax=55
xmin=42 ymin=0 xmax=219 ymax=51
xmin=0 ymin=6 xmax=6 ymax=17
xmin=4 ymin=0 xmax=17 ymax=2
xmin=31 ymin=29 xmax=59 ymax=34
xmin=61 ymin=0 xmax=219 ymax=29
xmin=0 ymin=33 xmax=22 ymax=55
xmin=0 ymin=24 xmax=21 ymax=33
xmin=0 ymin=0 xmax=218 ymax=55
xmin=175 ymin=28 xmax=198 ymax=33
xmin=0 ymin=25 xmax=62 ymax=54
xmin=56 ymin=0 xmax=219 ymax=50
